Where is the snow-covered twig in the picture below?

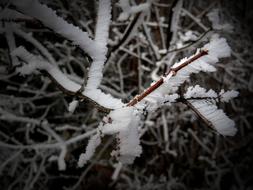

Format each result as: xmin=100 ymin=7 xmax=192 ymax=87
xmin=12 ymin=46 xmax=124 ymax=111
xmin=85 ymin=0 xmax=111 ymax=90
xmin=11 ymin=0 xmax=97 ymax=58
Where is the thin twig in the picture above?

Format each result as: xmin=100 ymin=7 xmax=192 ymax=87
xmin=182 ymin=99 xmax=214 ymax=129
xmin=127 ymin=50 xmax=208 ymax=106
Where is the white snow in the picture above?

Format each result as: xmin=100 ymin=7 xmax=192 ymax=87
xmin=190 ymin=100 xmax=237 ymax=136
xmin=184 ymin=85 xmax=217 ymax=99
xmin=203 ymin=36 xmax=231 ymax=59
xmin=78 ymin=106 xmax=142 ymax=166
xmin=102 ymin=107 xmax=142 ymax=164
xmin=207 ymin=9 xmax=233 ymax=31
xmin=101 ymin=107 xmax=135 ymax=134
xmin=11 ymin=0 xmax=98 ymax=59
xmin=68 ymin=100 xmax=79 ymax=113
xmin=78 ymin=132 xmax=101 ymax=167
xmin=83 ymin=89 xmax=124 ymax=109
xmin=85 ymin=0 xmax=112 ymax=90
xmin=136 ymin=37 xmax=231 ymax=111
xmin=219 ymin=89 xmax=239 ymax=102
xmin=117 ymin=0 xmax=150 ymax=21
xmin=164 ymin=94 xmax=179 ymax=105
xmin=12 ymin=46 xmax=124 ymax=110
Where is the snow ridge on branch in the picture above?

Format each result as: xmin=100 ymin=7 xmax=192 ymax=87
xmin=135 ymin=36 xmax=231 ymax=110
xmin=184 ymin=85 xmax=238 ymax=136
xmin=11 ymin=0 xmax=97 ymax=58
xmin=12 ymin=46 xmax=124 ymax=110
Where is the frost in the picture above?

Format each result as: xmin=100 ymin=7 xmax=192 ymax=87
xmin=137 ymin=37 xmax=231 ymax=111
xmin=85 ymin=0 xmax=112 ymax=90
xmin=189 ymin=100 xmax=237 ymax=136
xmin=164 ymin=94 xmax=179 ymax=106
xmin=11 ymin=0 xmax=97 ymax=58
xmin=117 ymin=114 xmax=142 ymax=164
xmin=83 ymin=89 xmax=124 ymax=109
xmin=179 ymin=30 xmax=198 ymax=42
xmin=12 ymin=46 xmax=124 ymax=110
xmin=203 ymin=36 xmax=231 ymax=59
xmin=102 ymin=107 xmax=142 ymax=164
xmin=184 ymin=86 xmax=238 ymax=136
xmin=78 ymin=132 xmax=101 ymax=167
xmin=78 ymin=107 xmax=142 ymax=166
xmin=219 ymin=89 xmax=239 ymax=102
xmin=68 ymin=100 xmax=79 ymax=113
xmin=184 ymin=85 xmax=217 ymax=99
xmin=101 ymin=107 xmax=135 ymax=134
xmin=117 ymin=0 xmax=150 ymax=21
xmin=207 ymin=9 xmax=233 ymax=31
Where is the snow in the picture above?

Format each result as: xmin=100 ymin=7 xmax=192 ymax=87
xmin=203 ymin=36 xmax=231 ymax=59
xmin=179 ymin=30 xmax=199 ymax=42
xmin=219 ymin=89 xmax=239 ymax=102
xmin=68 ymin=100 xmax=79 ymax=113
xmin=78 ymin=132 xmax=101 ymax=167
xmin=136 ymin=37 xmax=231 ymax=111
xmin=190 ymin=100 xmax=237 ymax=136
xmin=11 ymin=0 xmax=98 ymax=59
xmin=58 ymin=146 xmax=67 ymax=171
xmin=164 ymin=94 xmax=179 ymax=105
xmin=117 ymin=0 xmax=150 ymax=21
xmin=83 ymin=89 xmax=124 ymax=109
xmin=78 ymin=106 xmax=142 ymax=166
xmin=12 ymin=46 xmax=124 ymax=110
xmin=207 ymin=9 xmax=233 ymax=32
xmin=102 ymin=107 xmax=142 ymax=164
xmin=85 ymin=0 xmax=112 ymax=90
xmin=184 ymin=85 xmax=217 ymax=99
xmin=101 ymin=107 xmax=135 ymax=134
xmin=14 ymin=28 xmax=56 ymax=65
xmin=12 ymin=46 xmax=49 ymax=75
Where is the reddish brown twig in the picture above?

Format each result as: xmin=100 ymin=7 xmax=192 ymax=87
xmin=127 ymin=49 xmax=208 ymax=106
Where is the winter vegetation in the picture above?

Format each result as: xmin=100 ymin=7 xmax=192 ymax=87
xmin=0 ymin=0 xmax=252 ymax=189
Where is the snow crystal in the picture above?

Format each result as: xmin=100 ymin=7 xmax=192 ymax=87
xmin=68 ymin=100 xmax=79 ymax=113
xmin=117 ymin=112 xmax=142 ymax=164
xmin=133 ymin=36 xmax=231 ymax=113
xmin=83 ymin=89 xmax=124 ymax=110
xmin=203 ymin=36 xmax=231 ymax=59
xmin=101 ymin=107 xmax=142 ymax=164
xmin=101 ymin=107 xmax=134 ymax=134
xmin=13 ymin=46 xmax=124 ymax=110
xmin=117 ymin=0 xmax=150 ymax=21
xmin=190 ymin=100 xmax=237 ymax=136
xmin=78 ymin=132 xmax=101 ymax=167
xmin=85 ymin=0 xmax=112 ymax=90
xmin=12 ymin=0 xmax=97 ymax=58
xmin=184 ymin=85 xmax=217 ymax=99
xmin=164 ymin=94 xmax=179 ymax=105
xmin=207 ymin=9 xmax=233 ymax=32
xmin=220 ymin=89 xmax=239 ymax=102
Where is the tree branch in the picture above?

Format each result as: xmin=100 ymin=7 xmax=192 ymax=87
xmin=127 ymin=49 xmax=208 ymax=106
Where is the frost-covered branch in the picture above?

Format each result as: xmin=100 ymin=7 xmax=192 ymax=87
xmin=180 ymin=85 xmax=239 ymax=136
xmin=128 ymin=36 xmax=230 ymax=107
xmin=85 ymin=0 xmax=111 ymax=90
xmin=78 ymin=106 xmax=142 ymax=167
xmin=12 ymin=46 xmax=123 ymax=111
xmin=11 ymin=0 xmax=97 ymax=58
